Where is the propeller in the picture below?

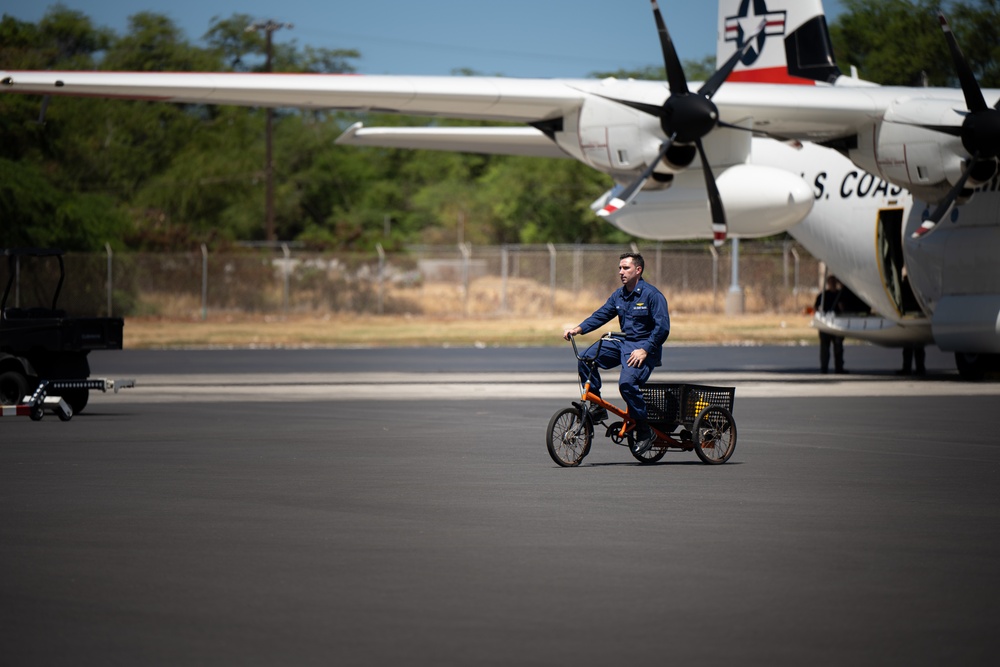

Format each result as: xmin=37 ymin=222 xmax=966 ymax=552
xmin=912 ymin=14 xmax=1000 ymax=239
xmin=597 ymin=0 xmax=766 ymax=246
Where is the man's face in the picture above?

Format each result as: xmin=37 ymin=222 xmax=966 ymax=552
xmin=619 ymin=258 xmax=641 ymax=289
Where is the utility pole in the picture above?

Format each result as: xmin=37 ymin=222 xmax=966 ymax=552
xmin=246 ymin=19 xmax=292 ymax=242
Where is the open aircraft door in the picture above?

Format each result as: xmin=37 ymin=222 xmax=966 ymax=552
xmin=876 ymin=208 xmax=922 ymax=317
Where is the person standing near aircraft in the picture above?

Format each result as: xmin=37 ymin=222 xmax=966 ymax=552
xmin=897 ymin=266 xmax=926 ymax=375
xmin=815 ymin=275 xmax=846 ymax=374
xmin=899 ymin=345 xmax=926 ymax=376
xmin=563 ymin=252 xmax=670 ymax=455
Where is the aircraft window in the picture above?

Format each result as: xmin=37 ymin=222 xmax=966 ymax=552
xmin=617 ymin=150 xmax=629 ymax=165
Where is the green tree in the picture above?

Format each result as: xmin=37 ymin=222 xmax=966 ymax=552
xmin=590 ymin=56 xmax=716 ymax=83
xmin=100 ymin=12 xmax=218 ymax=71
xmin=950 ymin=0 xmax=1000 ymax=87
xmin=470 ymin=157 xmax=627 ymax=245
xmin=203 ymin=14 xmax=259 ymax=71
xmin=0 ymin=7 xmax=112 ymax=70
xmin=0 ymin=157 xmax=130 ymax=250
xmin=829 ymin=1 xmax=1000 ymax=86
xmin=830 ymin=0 xmax=950 ymax=85
xmin=0 ymin=9 xmax=133 ymax=250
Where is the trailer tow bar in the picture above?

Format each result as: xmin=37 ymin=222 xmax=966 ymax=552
xmin=0 ymin=378 xmax=136 ymax=421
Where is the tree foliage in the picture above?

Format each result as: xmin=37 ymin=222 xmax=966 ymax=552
xmin=829 ymin=0 xmax=1000 ymax=87
xmin=2 ymin=2 xmax=999 ymax=252
xmin=591 ymin=56 xmax=717 ymax=84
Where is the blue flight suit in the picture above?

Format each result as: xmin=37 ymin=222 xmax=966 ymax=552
xmin=576 ymin=278 xmax=670 ymax=424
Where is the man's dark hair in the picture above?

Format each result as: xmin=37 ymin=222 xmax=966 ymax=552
xmin=620 ymin=252 xmax=644 ymax=272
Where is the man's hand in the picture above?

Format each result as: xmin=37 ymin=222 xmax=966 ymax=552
xmin=563 ymin=326 xmax=582 ymax=341
xmin=627 ymin=347 xmax=648 ymax=368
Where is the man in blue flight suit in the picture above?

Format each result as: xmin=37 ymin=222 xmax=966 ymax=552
xmin=562 ymin=252 xmax=670 ymax=455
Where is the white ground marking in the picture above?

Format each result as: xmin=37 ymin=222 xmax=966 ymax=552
xmin=86 ymin=372 xmax=1000 ymax=403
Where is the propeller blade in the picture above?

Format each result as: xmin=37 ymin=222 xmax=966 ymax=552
xmin=934 ymin=14 xmax=1000 ymax=161
xmin=939 ymin=14 xmax=988 ymax=113
xmin=613 ymin=99 xmax=669 ymax=118
xmin=698 ymin=18 xmax=767 ymax=99
xmin=912 ymin=153 xmax=978 ymax=238
xmin=650 ymin=0 xmax=689 ymax=95
xmin=596 ymin=135 xmax=676 ymax=218
xmin=605 ymin=11 xmax=764 ymax=134
xmin=900 ymin=122 xmax=964 ymax=138
xmin=716 ymin=119 xmax=803 ymax=146
xmin=598 ymin=5 xmax=761 ymax=240
xmin=695 ymin=139 xmax=727 ymax=246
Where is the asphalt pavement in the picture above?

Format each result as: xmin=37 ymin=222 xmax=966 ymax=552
xmin=2 ymin=346 xmax=999 ymax=665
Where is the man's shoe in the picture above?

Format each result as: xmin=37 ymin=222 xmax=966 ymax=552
xmin=587 ymin=405 xmax=608 ymax=423
xmin=633 ymin=427 xmax=656 ymax=455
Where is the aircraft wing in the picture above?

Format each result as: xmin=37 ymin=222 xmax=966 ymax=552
xmin=0 ymin=69 xmax=917 ymax=141
xmin=0 ymin=71 xmax=587 ymax=122
xmin=1 ymin=69 xmax=981 ymax=146
xmin=335 ymin=122 xmax=570 ymax=159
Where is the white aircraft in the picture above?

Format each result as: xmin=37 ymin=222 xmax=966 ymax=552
xmin=2 ymin=0 xmax=999 ymax=378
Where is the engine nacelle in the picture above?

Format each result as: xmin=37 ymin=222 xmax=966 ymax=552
xmin=598 ymin=163 xmax=813 ymax=240
xmin=850 ymin=98 xmax=995 ymax=202
xmin=568 ymin=94 xmax=696 ymax=177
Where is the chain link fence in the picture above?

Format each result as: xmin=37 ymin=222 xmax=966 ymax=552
xmin=3 ymin=242 xmax=822 ymax=319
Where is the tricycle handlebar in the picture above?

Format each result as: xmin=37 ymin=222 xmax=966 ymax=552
xmin=570 ymin=331 xmax=625 ymax=362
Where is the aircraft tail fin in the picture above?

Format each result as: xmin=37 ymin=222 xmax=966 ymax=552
xmin=717 ymin=0 xmax=841 ymax=85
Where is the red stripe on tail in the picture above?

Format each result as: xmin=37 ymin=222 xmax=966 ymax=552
xmin=727 ymin=67 xmax=816 ymax=85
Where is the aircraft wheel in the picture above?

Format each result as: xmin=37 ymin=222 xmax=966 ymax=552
xmin=954 ymin=352 xmax=1000 ymax=381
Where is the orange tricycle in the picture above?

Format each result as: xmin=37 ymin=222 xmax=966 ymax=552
xmin=546 ymin=333 xmax=737 ymax=467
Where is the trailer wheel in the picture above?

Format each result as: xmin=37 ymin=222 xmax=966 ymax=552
xmin=693 ymin=405 xmax=737 ymax=464
xmin=60 ymin=389 xmax=89 ymax=414
xmin=0 ymin=370 xmax=28 ymax=405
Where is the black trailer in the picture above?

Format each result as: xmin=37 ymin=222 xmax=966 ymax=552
xmin=0 ymin=248 xmax=124 ymax=413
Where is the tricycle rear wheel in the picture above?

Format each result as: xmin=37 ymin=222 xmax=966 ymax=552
xmin=693 ymin=405 xmax=737 ymax=464
xmin=546 ymin=407 xmax=593 ymax=467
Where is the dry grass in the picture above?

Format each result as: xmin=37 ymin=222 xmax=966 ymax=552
xmin=135 ymin=276 xmax=816 ymax=317
xmin=122 ymin=312 xmax=816 ymax=349
xmin=125 ymin=278 xmax=818 ymax=348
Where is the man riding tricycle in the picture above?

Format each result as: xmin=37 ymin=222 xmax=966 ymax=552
xmin=547 ymin=331 xmax=737 ymax=466
xmin=547 ymin=251 xmax=736 ymax=467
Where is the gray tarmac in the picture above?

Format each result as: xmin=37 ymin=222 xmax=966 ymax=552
xmin=2 ymin=345 xmax=999 ymax=665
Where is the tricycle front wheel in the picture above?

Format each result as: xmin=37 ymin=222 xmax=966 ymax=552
xmin=546 ymin=407 xmax=593 ymax=467
xmin=693 ymin=406 xmax=737 ymax=464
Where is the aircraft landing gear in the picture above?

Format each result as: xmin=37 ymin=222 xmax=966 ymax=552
xmin=954 ymin=352 xmax=1000 ymax=381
